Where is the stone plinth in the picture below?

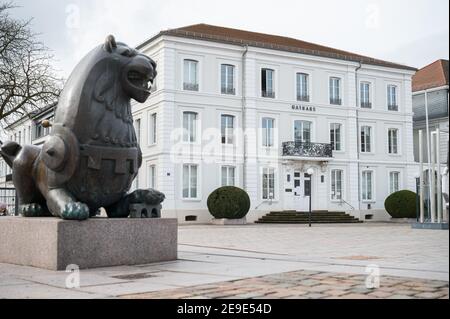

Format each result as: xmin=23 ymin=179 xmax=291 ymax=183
xmin=0 ymin=217 xmax=177 ymax=270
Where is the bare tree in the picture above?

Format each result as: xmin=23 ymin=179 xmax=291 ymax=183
xmin=0 ymin=1 xmax=61 ymax=129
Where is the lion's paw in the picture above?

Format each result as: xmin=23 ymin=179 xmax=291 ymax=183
xmin=61 ymin=202 xmax=90 ymax=220
xmin=128 ymin=189 xmax=165 ymax=205
xmin=21 ymin=203 xmax=44 ymax=217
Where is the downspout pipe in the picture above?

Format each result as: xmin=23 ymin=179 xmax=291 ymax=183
xmin=355 ymin=62 xmax=362 ymax=210
xmin=242 ymin=45 xmax=249 ymax=190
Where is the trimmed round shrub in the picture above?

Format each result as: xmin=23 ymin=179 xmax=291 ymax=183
xmin=384 ymin=190 xmax=417 ymax=218
xmin=207 ymin=186 xmax=251 ymax=219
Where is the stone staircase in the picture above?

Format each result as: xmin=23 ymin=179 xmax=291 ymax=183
xmin=256 ymin=210 xmax=362 ymax=224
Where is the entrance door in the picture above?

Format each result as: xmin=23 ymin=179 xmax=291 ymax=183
xmin=293 ymin=171 xmax=310 ymax=211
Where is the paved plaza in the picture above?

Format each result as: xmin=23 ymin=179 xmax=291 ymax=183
xmin=0 ymin=222 xmax=448 ymax=299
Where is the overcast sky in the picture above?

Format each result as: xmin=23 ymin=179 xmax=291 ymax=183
xmin=8 ymin=0 xmax=450 ymax=77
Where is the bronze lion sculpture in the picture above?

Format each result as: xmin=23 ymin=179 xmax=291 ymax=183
xmin=0 ymin=35 xmax=164 ymax=220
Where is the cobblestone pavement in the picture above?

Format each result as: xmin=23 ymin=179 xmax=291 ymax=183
xmin=121 ymin=269 xmax=449 ymax=299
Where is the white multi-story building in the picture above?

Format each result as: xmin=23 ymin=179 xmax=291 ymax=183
xmin=132 ymin=24 xmax=418 ymax=223
xmin=0 ymin=103 xmax=55 ymax=215
xmin=0 ymin=104 xmax=55 ymax=191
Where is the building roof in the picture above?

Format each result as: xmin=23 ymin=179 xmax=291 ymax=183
xmin=138 ymin=23 xmax=417 ymax=72
xmin=412 ymin=59 xmax=449 ymax=92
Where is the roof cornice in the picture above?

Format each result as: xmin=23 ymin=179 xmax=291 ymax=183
xmin=137 ymin=26 xmax=417 ymax=72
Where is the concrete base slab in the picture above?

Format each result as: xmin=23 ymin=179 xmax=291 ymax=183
xmin=0 ymin=217 xmax=177 ymax=270
xmin=412 ymin=222 xmax=449 ymax=230
xmin=211 ymin=217 xmax=247 ymax=225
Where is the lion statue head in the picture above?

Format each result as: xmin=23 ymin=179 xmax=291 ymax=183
xmin=54 ymin=35 xmax=157 ymax=146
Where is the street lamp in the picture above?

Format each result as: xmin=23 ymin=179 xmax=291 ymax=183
xmin=307 ymin=168 xmax=314 ymax=227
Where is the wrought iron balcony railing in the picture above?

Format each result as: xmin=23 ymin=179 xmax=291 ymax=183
xmin=360 ymin=101 xmax=372 ymax=108
xmin=183 ymin=82 xmax=199 ymax=91
xmin=297 ymin=95 xmax=310 ymax=102
xmin=221 ymin=87 xmax=236 ymax=95
xmin=388 ymin=104 xmax=398 ymax=111
xmin=330 ymin=98 xmax=342 ymax=105
xmin=262 ymin=90 xmax=275 ymax=98
xmin=282 ymin=141 xmax=333 ymax=158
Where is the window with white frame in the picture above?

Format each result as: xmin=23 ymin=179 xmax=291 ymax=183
xmin=183 ymin=59 xmax=198 ymax=91
xmin=149 ymin=113 xmax=157 ymax=145
xmin=221 ymin=64 xmax=235 ymax=95
xmin=221 ymin=166 xmax=236 ymax=186
xmin=361 ymin=170 xmax=373 ymax=201
xmin=360 ymin=126 xmax=372 ymax=153
xmin=296 ymin=73 xmax=309 ymax=102
xmin=387 ymin=85 xmax=398 ymax=111
xmin=329 ymin=77 xmax=341 ymax=105
xmin=331 ymin=169 xmax=343 ymax=200
xmin=183 ymin=164 xmax=198 ymax=199
xmin=360 ymin=82 xmax=371 ymax=108
xmin=183 ymin=112 xmax=197 ymax=143
xmin=330 ymin=123 xmax=342 ymax=151
xmin=261 ymin=68 xmax=275 ymax=98
xmin=389 ymin=171 xmax=400 ymax=194
xmin=221 ymin=114 xmax=234 ymax=144
xmin=132 ymin=173 xmax=139 ymax=191
xmin=134 ymin=118 xmax=141 ymax=145
xmin=150 ymin=60 xmax=158 ymax=92
xmin=388 ymin=128 xmax=399 ymax=154
xmin=148 ymin=164 xmax=156 ymax=189
xmin=262 ymin=117 xmax=275 ymax=147
xmin=262 ymin=167 xmax=275 ymax=200
xmin=294 ymin=120 xmax=311 ymax=143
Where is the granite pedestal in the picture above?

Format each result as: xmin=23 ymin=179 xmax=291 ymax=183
xmin=0 ymin=217 xmax=177 ymax=270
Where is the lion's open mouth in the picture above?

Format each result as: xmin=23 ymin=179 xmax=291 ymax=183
xmin=127 ymin=70 xmax=152 ymax=92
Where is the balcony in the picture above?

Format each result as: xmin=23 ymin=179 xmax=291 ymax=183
xmin=282 ymin=141 xmax=333 ymax=159
xmin=330 ymin=98 xmax=342 ymax=105
xmin=221 ymin=87 xmax=236 ymax=95
xmin=262 ymin=90 xmax=275 ymax=98
xmin=297 ymin=95 xmax=310 ymax=102
xmin=183 ymin=83 xmax=199 ymax=91
xmin=360 ymin=101 xmax=372 ymax=108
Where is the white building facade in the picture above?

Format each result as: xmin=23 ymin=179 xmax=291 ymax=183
xmin=130 ymin=24 xmax=418 ymax=224
xmin=0 ymin=104 xmax=55 ymax=214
